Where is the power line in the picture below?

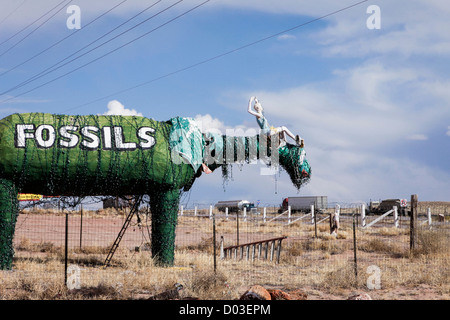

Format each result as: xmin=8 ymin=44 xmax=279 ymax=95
xmin=0 ymin=0 xmax=165 ymax=94
xmin=0 ymin=0 xmax=29 ymax=28
xmin=0 ymin=0 xmax=368 ymax=108
xmin=63 ymin=0 xmax=369 ymax=112
xmin=0 ymin=0 xmax=129 ymax=79
xmin=0 ymin=0 xmax=72 ymax=58
xmin=0 ymin=0 xmax=69 ymax=48
xmin=0 ymin=0 xmax=210 ymax=102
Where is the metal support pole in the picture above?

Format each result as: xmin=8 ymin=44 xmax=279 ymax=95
xmin=213 ymin=212 xmax=216 ymax=273
xmin=410 ymin=194 xmax=418 ymax=251
xmin=64 ymin=212 xmax=69 ymax=286
xmin=352 ymin=214 xmax=358 ymax=285
xmin=79 ymin=205 xmax=83 ymax=249
xmin=236 ymin=209 xmax=239 ymax=246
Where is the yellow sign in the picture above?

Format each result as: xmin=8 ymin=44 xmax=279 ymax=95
xmin=18 ymin=193 xmax=43 ymax=201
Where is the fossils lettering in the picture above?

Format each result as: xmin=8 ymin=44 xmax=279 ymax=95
xmin=15 ymin=124 xmax=156 ymax=151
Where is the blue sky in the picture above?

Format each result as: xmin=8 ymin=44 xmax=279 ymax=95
xmin=1 ymin=0 xmax=449 ymax=208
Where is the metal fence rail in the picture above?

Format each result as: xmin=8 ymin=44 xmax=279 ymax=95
xmin=221 ymin=236 xmax=287 ymax=264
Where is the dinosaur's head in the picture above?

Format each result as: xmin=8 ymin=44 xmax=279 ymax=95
xmin=278 ymin=143 xmax=311 ymax=190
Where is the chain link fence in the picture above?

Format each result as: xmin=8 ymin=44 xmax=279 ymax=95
xmin=1 ymin=196 xmax=449 ymax=299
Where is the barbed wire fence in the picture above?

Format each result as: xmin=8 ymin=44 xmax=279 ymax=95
xmin=1 ymin=194 xmax=449 ymax=299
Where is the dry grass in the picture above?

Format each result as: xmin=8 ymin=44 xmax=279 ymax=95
xmin=2 ymin=209 xmax=450 ymax=300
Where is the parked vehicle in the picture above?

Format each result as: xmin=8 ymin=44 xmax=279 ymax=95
xmin=103 ymin=196 xmax=130 ymax=209
xmin=368 ymin=199 xmax=409 ymax=216
xmin=215 ymin=200 xmax=254 ymax=212
xmin=280 ymin=196 xmax=328 ymax=213
xmin=368 ymin=200 xmax=380 ymax=213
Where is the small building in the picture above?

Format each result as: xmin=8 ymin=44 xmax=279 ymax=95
xmin=103 ymin=196 xmax=130 ymax=209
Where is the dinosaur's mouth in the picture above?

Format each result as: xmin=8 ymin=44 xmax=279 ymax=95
xmin=278 ymin=144 xmax=311 ymax=190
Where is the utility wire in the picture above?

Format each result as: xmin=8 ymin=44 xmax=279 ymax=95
xmin=0 ymin=0 xmax=129 ymax=79
xmin=0 ymin=0 xmax=164 ymax=94
xmin=63 ymin=0 xmax=369 ymax=112
xmin=0 ymin=0 xmax=69 ymax=50
xmin=0 ymin=0 xmax=72 ymax=58
xmin=0 ymin=0 xmax=367 ymax=107
xmin=0 ymin=0 xmax=210 ymax=103
xmin=0 ymin=0 xmax=29 ymax=28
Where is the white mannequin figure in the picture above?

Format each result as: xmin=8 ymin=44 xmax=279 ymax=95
xmin=247 ymin=96 xmax=304 ymax=148
xmin=331 ymin=204 xmax=340 ymax=236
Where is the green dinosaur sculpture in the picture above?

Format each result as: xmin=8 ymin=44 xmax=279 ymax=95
xmin=0 ymin=113 xmax=310 ymax=269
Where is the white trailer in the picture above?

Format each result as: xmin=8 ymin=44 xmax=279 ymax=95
xmin=281 ymin=196 xmax=328 ymax=213
xmin=215 ymin=200 xmax=254 ymax=212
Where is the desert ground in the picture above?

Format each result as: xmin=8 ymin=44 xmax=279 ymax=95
xmin=1 ymin=202 xmax=449 ymax=300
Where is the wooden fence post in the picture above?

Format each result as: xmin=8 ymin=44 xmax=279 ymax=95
xmin=263 ymin=207 xmax=266 ymax=223
xmin=270 ymin=241 xmax=275 ymax=261
xmin=361 ymin=204 xmax=366 ymax=227
xmin=427 ymin=208 xmax=432 ymax=225
xmin=220 ymin=236 xmax=224 ymax=260
xmin=394 ymin=206 xmax=399 ymax=228
xmin=288 ymin=206 xmax=291 ymax=224
xmin=410 ymin=194 xmax=418 ymax=251
xmin=276 ymin=239 xmax=282 ymax=264
xmin=311 ymin=204 xmax=315 ymax=224
xmin=314 ymin=207 xmax=318 ymax=238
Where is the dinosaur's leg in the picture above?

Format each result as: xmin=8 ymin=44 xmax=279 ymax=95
xmin=149 ymin=188 xmax=180 ymax=267
xmin=0 ymin=179 xmax=18 ymax=270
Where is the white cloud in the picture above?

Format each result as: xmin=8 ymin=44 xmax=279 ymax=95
xmin=251 ymin=60 xmax=450 ymax=150
xmin=103 ymin=100 xmax=142 ymax=116
xmin=180 ymin=1 xmax=450 ymax=202
xmin=189 ymin=140 xmax=450 ymax=205
xmin=304 ymin=146 xmax=450 ymax=202
xmin=193 ymin=114 xmax=228 ymax=133
xmin=277 ymin=34 xmax=296 ymax=41
xmin=193 ymin=113 xmax=250 ymax=136
xmin=228 ymin=56 xmax=450 ymax=201
xmin=314 ymin=1 xmax=450 ymax=58
xmin=407 ymin=134 xmax=427 ymax=141
xmin=212 ymin=0 xmax=359 ymax=16
xmin=0 ymin=0 xmax=334 ymax=32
